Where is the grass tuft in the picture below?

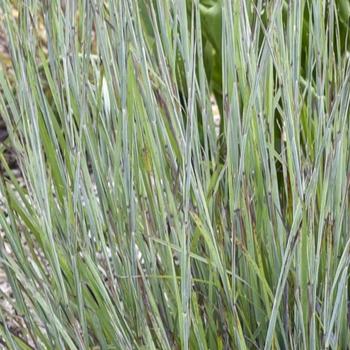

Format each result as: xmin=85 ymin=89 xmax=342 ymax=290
xmin=0 ymin=0 xmax=350 ymax=349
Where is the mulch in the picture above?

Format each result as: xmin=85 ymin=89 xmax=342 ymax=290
xmin=0 ymin=17 xmax=9 ymax=142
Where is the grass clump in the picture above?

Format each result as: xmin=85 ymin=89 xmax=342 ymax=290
xmin=0 ymin=0 xmax=350 ymax=349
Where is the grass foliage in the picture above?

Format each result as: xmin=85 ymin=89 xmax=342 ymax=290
xmin=1 ymin=0 xmax=350 ymax=349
